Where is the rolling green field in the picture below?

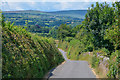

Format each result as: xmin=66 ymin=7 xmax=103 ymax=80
xmin=3 ymin=10 xmax=87 ymax=28
xmin=3 ymin=10 xmax=87 ymax=38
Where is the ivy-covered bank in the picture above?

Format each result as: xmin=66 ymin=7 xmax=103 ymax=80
xmin=2 ymin=24 xmax=64 ymax=78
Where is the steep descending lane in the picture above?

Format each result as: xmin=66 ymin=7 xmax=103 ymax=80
xmin=49 ymin=49 xmax=96 ymax=78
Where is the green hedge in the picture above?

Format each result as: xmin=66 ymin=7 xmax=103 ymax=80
xmin=107 ymin=50 xmax=119 ymax=78
xmin=2 ymin=25 xmax=64 ymax=78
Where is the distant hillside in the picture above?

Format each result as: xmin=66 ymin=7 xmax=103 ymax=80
xmin=3 ymin=10 xmax=87 ymax=27
xmin=3 ymin=10 xmax=44 ymax=14
xmin=47 ymin=10 xmax=87 ymax=19
xmin=3 ymin=10 xmax=87 ymax=37
xmin=3 ymin=10 xmax=87 ymax=18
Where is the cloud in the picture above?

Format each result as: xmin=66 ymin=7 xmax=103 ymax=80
xmin=31 ymin=2 xmax=35 ymax=5
xmin=59 ymin=2 xmax=72 ymax=10
xmin=1 ymin=2 xmax=113 ymax=11
xmin=1 ymin=2 xmax=30 ymax=11
xmin=53 ymin=2 xmax=93 ymax=11
xmin=15 ymin=7 xmax=24 ymax=10
xmin=1 ymin=0 xmax=118 ymax=2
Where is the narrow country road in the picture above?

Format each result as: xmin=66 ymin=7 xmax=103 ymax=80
xmin=48 ymin=49 xmax=96 ymax=79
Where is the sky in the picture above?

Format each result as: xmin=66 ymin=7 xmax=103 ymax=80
xmin=0 ymin=0 xmax=118 ymax=12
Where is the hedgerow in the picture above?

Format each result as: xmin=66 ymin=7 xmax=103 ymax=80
xmin=2 ymin=24 xmax=64 ymax=78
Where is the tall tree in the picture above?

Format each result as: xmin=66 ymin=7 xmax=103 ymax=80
xmin=83 ymin=2 xmax=116 ymax=49
xmin=57 ymin=24 xmax=71 ymax=40
xmin=104 ymin=2 xmax=120 ymax=50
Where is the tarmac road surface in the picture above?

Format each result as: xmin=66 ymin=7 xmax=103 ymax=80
xmin=49 ymin=49 xmax=96 ymax=79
